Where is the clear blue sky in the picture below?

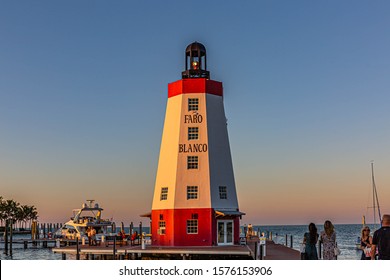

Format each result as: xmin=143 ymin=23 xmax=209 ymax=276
xmin=1 ymin=0 xmax=389 ymax=225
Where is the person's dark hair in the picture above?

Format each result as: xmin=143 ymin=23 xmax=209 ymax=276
xmin=308 ymin=223 xmax=318 ymax=244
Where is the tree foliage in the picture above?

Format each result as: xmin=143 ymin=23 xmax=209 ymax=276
xmin=0 ymin=196 xmax=38 ymax=228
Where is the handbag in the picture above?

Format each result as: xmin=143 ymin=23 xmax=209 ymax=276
xmin=334 ymin=243 xmax=341 ymax=256
xmin=364 ymin=247 xmax=371 ymax=258
xmin=300 ymin=243 xmax=306 ymax=253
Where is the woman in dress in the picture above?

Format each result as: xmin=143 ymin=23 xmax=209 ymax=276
xmin=360 ymin=226 xmax=372 ymax=260
xmin=303 ymin=223 xmax=319 ymax=260
xmin=320 ymin=220 xmax=337 ymax=260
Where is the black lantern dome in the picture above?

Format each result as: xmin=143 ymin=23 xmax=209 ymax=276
xmin=182 ymin=41 xmax=210 ymax=79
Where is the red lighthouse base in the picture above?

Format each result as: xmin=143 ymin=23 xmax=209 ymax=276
xmin=151 ymin=209 xmax=240 ymax=246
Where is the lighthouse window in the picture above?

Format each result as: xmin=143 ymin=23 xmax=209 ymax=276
xmin=160 ymin=187 xmax=168 ymax=200
xmin=186 ymin=219 xmax=198 ymax=234
xmin=219 ymin=186 xmax=227 ymax=199
xmin=187 ymin=156 xmax=198 ymax=169
xmin=188 ymin=98 xmax=199 ymax=111
xmin=187 ymin=186 xmax=198 ymax=199
xmin=188 ymin=127 xmax=199 ymax=140
xmin=158 ymin=221 xmax=166 ymax=235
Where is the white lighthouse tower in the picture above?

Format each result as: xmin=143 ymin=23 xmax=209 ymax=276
xmin=150 ymin=42 xmax=243 ymax=246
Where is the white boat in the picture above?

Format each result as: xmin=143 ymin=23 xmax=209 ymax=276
xmin=54 ymin=200 xmax=113 ymax=241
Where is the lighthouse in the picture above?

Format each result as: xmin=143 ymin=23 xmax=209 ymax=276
xmin=150 ymin=42 xmax=243 ymax=246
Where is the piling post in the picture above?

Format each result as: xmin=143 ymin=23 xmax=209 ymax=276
xmin=254 ymin=241 xmax=258 ymax=260
xmin=4 ymin=219 xmax=9 ymax=254
xmin=33 ymin=221 xmax=38 ymax=245
xmin=24 ymin=240 xmax=28 ymax=249
xmin=111 ymin=222 xmax=116 ymax=233
xmin=36 ymin=223 xmax=39 ymax=239
xmin=141 ymin=234 xmax=145 ymax=249
xmin=10 ymin=220 xmax=13 ymax=256
xmin=290 ymin=235 xmax=293 ymax=248
xmin=113 ymin=238 xmax=117 ymax=259
xmin=62 ymin=253 xmax=66 ymax=260
xmin=76 ymin=237 xmax=80 ymax=260
xmin=9 ymin=220 xmax=13 ymax=256
xmin=34 ymin=222 xmax=38 ymax=239
xmin=285 ymin=234 xmax=288 ymax=246
xmin=139 ymin=222 xmax=142 ymax=244
xmin=31 ymin=221 xmax=36 ymax=240
xmin=259 ymin=244 xmax=263 ymax=260
xmin=43 ymin=223 xmax=46 ymax=238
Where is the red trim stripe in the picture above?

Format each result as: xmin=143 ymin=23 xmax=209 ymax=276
xmin=168 ymin=78 xmax=223 ymax=98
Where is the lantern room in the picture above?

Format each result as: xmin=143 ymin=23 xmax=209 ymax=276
xmin=182 ymin=41 xmax=210 ymax=79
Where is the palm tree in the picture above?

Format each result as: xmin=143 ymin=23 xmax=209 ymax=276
xmin=4 ymin=199 xmax=20 ymax=226
xmin=27 ymin=205 xmax=38 ymax=229
xmin=0 ymin=198 xmax=38 ymax=230
xmin=18 ymin=205 xmax=29 ymax=229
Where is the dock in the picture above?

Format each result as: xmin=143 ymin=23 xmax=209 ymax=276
xmin=52 ymin=237 xmax=300 ymax=260
xmin=261 ymin=241 xmax=300 ymax=260
xmin=0 ymin=238 xmax=80 ymax=249
xmin=53 ymin=243 xmax=253 ymax=260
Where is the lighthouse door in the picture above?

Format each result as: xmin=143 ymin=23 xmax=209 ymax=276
xmin=217 ymin=220 xmax=233 ymax=245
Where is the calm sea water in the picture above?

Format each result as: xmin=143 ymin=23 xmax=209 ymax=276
xmin=0 ymin=224 xmax=369 ymax=260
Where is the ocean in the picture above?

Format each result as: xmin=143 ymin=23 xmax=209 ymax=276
xmin=0 ymin=224 xmax=370 ymax=260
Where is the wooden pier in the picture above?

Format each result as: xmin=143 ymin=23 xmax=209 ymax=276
xmin=52 ymin=237 xmax=300 ymax=260
xmin=53 ymin=243 xmax=253 ymax=260
xmin=0 ymin=238 xmax=80 ymax=249
xmin=261 ymin=241 xmax=300 ymax=260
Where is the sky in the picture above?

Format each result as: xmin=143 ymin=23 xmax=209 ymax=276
xmin=1 ymin=0 xmax=389 ymax=226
